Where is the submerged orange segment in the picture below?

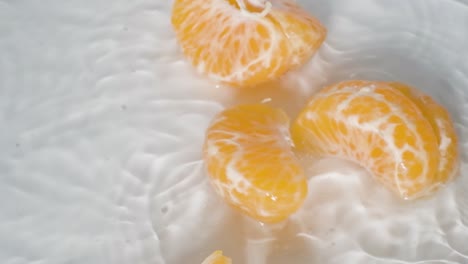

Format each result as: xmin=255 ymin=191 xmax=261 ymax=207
xmin=202 ymin=250 xmax=232 ymax=264
xmin=171 ymin=0 xmax=326 ymax=86
xmin=291 ymin=80 xmax=459 ymax=200
xmin=203 ymin=104 xmax=307 ymax=223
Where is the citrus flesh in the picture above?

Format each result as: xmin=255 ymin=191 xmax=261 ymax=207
xmin=203 ymin=104 xmax=307 ymax=223
xmin=202 ymin=250 xmax=232 ymax=264
xmin=172 ymin=0 xmax=327 ymax=86
xmin=291 ymin=80 xmax=459 ymax=200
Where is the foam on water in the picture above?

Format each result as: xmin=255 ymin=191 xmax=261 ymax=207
xmin=0 ymin=0 xmax=467 ymax=263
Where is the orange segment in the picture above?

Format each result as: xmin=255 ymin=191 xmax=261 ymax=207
xmin=171 ymin=0 xmax=326 ymax=86
xmin=202 ymin=250 xmax=232 ymax=264
xmin=203 ymin=104 xmax=307 ymax=223
xmin=292 ymin=80 xmax=459 ymax=200
xmin=386 ymin=82 xmax=460 ymax=191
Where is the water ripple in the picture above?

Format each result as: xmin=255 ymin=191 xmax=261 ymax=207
xmin=0 ymin=0 xmax=467 ymax=264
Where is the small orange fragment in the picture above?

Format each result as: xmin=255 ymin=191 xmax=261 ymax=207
xmin=203 ymin=104 xmax=307 ymax=223
xmin=171 ymin=0 xmax=327 ymax=86
xmin=291 ymin=80 xmax=459 ymax=200
xmin=202 ymin=250 xmax=232 ymax=264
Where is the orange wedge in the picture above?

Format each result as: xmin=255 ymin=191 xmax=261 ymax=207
xmin=171 ymin=0 xmax=326 ymax=86
xmin=291 ymin=80 xmax=459 ymax=200
xmin=202 ymin=250 xmax=232 ymax=264
xmin=203 ymin=104 xmax=307 ymax=222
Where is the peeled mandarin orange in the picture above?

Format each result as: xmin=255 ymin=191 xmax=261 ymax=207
xmin=171 ymin=0 xmax=326 ymax=86
xmin=203 ymin=104 xmax=307 ymax=223
xmin=202 ymin=250 xmax=232 ymax=264
xmin=291 ymin=80 xmax=459 ymax=200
